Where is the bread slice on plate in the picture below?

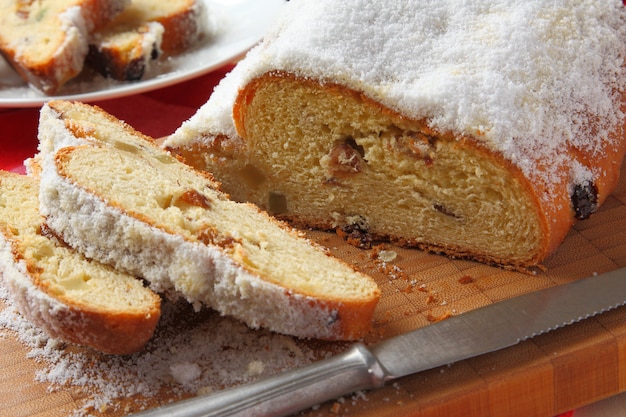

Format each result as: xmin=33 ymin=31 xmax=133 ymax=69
xmin=87 ymin=0 xmax=207 ymax=81
xmin=37 ymin=100 xmax=380 ymax=341
xmin=86 ymin=20 xmax=164 ymax=81
xmin=0 ymin=0 xmax=129 ymax=94
xmin=165 ymin=0 xmax=626 ymax=271
xmin=0 ymin=171 xmax=160 ymax=354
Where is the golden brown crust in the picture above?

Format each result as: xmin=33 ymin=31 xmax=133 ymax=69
xmin=30 ymin=294 xmax=161 ymax=355
xmin=333 ymin=296 xmax=380 ymax=340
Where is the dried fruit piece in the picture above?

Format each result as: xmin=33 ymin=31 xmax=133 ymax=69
xmin=571 ymin=180 xmax=598 ymax=220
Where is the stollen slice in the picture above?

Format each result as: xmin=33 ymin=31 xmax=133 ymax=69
xmin=87 ymin=0 xmax=207 ymax=81
xmin=37 ymin=100 xmax=380 ymax=340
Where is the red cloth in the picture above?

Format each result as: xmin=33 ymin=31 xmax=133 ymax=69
xmin=0 ymin=65 xmax=232 ymax=173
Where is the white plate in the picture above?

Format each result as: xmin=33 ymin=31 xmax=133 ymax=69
xmin=0 ymin=0 xmax=285 ymax=108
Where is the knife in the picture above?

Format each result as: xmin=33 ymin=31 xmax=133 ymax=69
xmin=130 ymin=267 xmax=626 ymax=417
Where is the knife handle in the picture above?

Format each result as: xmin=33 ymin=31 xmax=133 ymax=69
xmin=130 ymin=343 xmax=387 ymax=417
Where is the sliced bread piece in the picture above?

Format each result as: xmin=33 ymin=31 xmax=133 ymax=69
xmin=0 ymin=0 xmax=129 ymax=94
xmin=0 ymin=171 xmax=160 ymax=354
xmin=86 ymin=20 xmax=164 ymax=81
xmin=37 ymin=100 xmax=381 ymax=341
xmin=87 ymin=0 xmax=207 ymax=81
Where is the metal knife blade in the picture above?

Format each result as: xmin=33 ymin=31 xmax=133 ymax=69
xmin=130 ymin=267 xmax=626 ymax=417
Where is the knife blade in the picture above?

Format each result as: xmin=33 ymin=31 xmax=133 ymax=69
xmin=130 ymin=267 xmax=626 ymax=417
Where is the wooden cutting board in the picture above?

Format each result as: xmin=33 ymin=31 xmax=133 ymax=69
xmin=2 ymin=162 xmax=626 ymax=417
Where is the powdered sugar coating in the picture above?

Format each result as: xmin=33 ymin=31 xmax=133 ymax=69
xmin=168 ymin=59 xmax=241 ymax=145
xmin=171 ymin=0 xmax=626 ymax=187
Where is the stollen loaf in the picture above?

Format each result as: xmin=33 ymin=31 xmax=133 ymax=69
xmin=165 ymin=0 xmax=626 ymax=270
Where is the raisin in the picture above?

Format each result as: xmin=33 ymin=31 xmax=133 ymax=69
xmin=150 ymin=44 xmax=160 ymax=60
xmin=123 ymin=59 xmax=147 ymax=82
xmin=571 ymin=180 xmax=598 ymax=220
xmin=327 ymin=139 xmax=365 ymax=176
xmin=336 ymin=216 xmax=372 ymax=249
xmin=177 ymin=190 xmax=211 ymax=209
xmin=197 ymin=224 xmax=238 ymax=248
xmin=398 ymin=131 xmax=437 ymax=164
